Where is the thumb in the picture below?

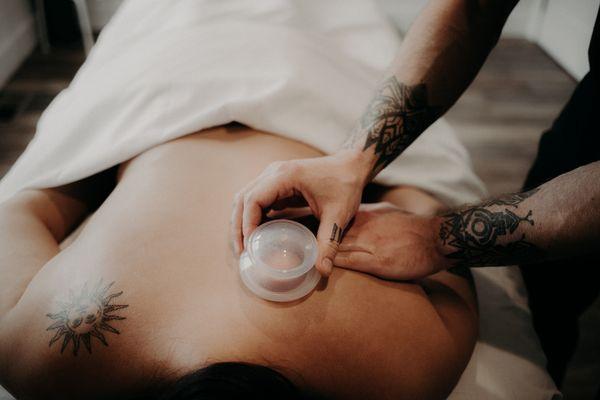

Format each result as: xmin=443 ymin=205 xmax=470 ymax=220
xmin=315 ymin=208 xmax=347 ymax=277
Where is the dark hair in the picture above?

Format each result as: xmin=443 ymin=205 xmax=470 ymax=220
xmin=140 ymin=362 xmax=310 ymax=400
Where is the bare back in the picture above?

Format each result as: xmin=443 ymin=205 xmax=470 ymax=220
xmin=0 ymin=126 xmax=477 ymax=399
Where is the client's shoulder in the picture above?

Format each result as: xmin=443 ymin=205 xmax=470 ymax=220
xmin=0 ymin=276 xmax=160 ymax=399
xmin=290 ymin=269 xmax=477 ymax=399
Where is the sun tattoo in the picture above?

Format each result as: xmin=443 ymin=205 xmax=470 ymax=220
xmin=46 ymin=280 xmax=128 ymax=356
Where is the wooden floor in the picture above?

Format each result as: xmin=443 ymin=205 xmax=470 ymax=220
xmin=0 ymin=46 xmax=84 ymax=176
xmin=0 ymin=39 xmax=598 ymax=398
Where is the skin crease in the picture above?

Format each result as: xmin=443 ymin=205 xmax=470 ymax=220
xmin=0 ymin=126 xmax=477 ymax=400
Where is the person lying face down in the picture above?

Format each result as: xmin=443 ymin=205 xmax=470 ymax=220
xmin=0 ymin=125 xmax=477 ymax=399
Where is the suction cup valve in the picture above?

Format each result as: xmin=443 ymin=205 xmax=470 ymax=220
xmin=239 ymin=219 xmax=320 ymax=302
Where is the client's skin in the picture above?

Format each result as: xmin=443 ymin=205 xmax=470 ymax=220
xmin=0 ymin=125 xmax=477 ymax=400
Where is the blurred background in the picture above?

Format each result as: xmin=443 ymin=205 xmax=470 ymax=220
xmin=0 ymin=0 xmax=598 ymax=398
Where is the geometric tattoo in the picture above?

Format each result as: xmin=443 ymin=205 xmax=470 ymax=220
xmin=329 ymin=223 xmax=343 ymax=244
xmin=46 ymin=279 xmax=128 ymax=356
xmin=439 ymin=189 xmax=544 ymax=269
xmin=357 ymin=76 xmax=441 ymax=174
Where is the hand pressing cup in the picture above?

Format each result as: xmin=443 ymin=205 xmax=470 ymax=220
xmin=230 ymin=151 xmax=371 ymax=277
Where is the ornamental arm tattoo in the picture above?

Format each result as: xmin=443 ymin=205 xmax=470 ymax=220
xmin=439 ymin=188 xmax=546 ymax=270
xmin=344 ymin=76 xmax=442 ymax=177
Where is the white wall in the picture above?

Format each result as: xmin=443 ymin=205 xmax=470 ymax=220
xmin=79 ymin=0 xmax=600 ymax=80
xmin=0 ymin=0 xmax=36 ymax=87
xmin=537 ymin=0 xmax=600 ymax=80
xmin=375 ymin=0 xmax=544 ymax=38
xmin=2 ymin=0 xmax=596 ymax=85
xmin=376 ymin=0 xmax=599 ymax=80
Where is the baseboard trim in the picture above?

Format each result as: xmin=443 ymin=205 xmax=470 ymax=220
xmin=0 ymin=16 xmax=37 ymax=88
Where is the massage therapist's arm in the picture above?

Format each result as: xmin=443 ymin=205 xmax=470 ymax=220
xmin=232 ymin=0 xmax=518 ymax=275
xmin=335 ymin=162 xmax=600 ymax=280
xmin=341 ymin=0 xmax=518 ymax=177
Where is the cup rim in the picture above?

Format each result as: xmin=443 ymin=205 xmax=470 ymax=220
xmin=246 ymin=219 xmax=318 ymax=279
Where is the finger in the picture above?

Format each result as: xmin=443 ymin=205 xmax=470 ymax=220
xmin=337 ymin=237 xmax=369 ymax=252
xmin=315 ymin=208 xmax=348 ymax=277
xmin=242 ymin=178 xmax=287 ymax=239
xmin=230 ymin=192 xmax=244 ymax=255
xmin=334 ymin=251 xmax=380 ymax=275
xmin=231 ymin=175 xmax=263 ymax=253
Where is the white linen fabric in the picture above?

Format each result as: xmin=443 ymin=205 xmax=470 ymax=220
xmin=0 ymin=0 xmax=483 ymax=207
xmin=0 ymin=0 xmax=560 ymax=398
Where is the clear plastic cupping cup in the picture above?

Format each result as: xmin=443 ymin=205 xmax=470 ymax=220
xmin=239 ymin=219 xmax=320 ymax=302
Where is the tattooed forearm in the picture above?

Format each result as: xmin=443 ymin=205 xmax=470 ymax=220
xmin=439 ymin=191 xmax=545 ymax=268
xmin=346 ymin=76 xmax=441 ymax=175
xmin=46 ymin=279 xmax=128 ymax=356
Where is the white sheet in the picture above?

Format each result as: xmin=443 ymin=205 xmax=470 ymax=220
xmin=0 ymin=0 xmax=483 ymax=207
xmin=0 ymin=1 xmax=560 ymax=398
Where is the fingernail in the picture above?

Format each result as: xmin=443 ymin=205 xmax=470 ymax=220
xmin=322 ymin=258 xmax=333 ymax=276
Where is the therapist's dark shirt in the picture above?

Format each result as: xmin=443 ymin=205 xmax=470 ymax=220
xmin=520 ymin=5 xmax=600 ymax=387
xmin=524 ymin=5 xmax=600 ymax=189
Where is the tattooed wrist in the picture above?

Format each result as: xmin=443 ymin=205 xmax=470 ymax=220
xmin=438 ymin=189 xmax=545 ymax=268
xmin=345 ymin=76 xmax=441 ymax=177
